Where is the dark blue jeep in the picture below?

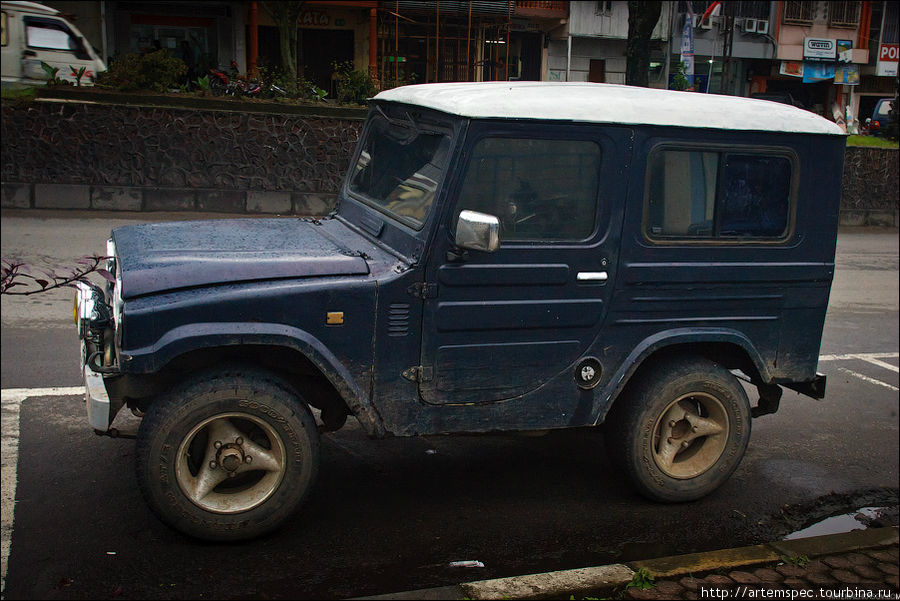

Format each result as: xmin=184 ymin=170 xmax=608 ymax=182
xmin=74 ymin=82 xmax=845 ymax=540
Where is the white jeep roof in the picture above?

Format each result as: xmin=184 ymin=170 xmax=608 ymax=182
xmin=373 ymin=82 xmax=844 ymax=136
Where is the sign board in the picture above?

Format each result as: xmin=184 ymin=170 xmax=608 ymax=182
xmin=804 ymin=38 xmax=837 ymax=62
xmin=834 ymin=64 xmax=860 ymax=85
xmin=837 ymin=39 xmax=853 ymax=63
xmin=802 ymin=62 xmax=835 ymax=83
xmin=779 ymin=61 xmax=803 ymax=77
xmin=877 ymin=43 xmax=899 ymax=77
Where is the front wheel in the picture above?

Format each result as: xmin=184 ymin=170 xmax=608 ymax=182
xmin=135 ymin=368 xmax=320 ymax=541
xmin=605 ymin=356 xmax=751 ymax=502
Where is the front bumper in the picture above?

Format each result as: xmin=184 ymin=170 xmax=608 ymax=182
xmin=83 ymin=359 xmax=112 ymax=430
xmin=75 ymin=281 xmax=118 ymax=431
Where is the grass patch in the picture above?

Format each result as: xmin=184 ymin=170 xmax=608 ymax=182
xmin=846 ymin=135 xmax=899 ymax=148
xmin=0 ymin=86 xmax=37 ymax=104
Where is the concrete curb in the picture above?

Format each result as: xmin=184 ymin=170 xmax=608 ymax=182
xmin=355 ymin=526 xmax=899 ymax=600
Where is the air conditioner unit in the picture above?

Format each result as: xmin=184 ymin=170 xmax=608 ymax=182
xmin=756 ymin=20 xmax=769 ymax=35
xmin=743 ymin=18 xmax=758 ymax=33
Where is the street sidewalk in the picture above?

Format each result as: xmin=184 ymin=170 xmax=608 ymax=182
xmin=357 ymin=526 xmax=899 ymax=600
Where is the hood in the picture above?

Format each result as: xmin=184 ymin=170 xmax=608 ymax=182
xmin=112 ymin=218 xmax=370 ymax=299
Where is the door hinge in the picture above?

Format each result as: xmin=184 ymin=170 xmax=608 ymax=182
xmin=402 ymin=365 xmax=433 ymax=383
xmin=407 ymin=282 xmax=438 ymax=299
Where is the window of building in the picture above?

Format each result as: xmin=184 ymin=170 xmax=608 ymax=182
xmin=595 ymin=1 xmax=612 ymax=15
xmin=1 ymin=12 xmax=8 ymax=47
xmin=731 ymin=1 xmax=771 ymax=20
xmin=829 ymin=1 xmax=861 ymax=27
xmin=455 ymin=138 xmax=601 ymax=241
xmin=782 ymin=1 xmax=816 ymax=25
xmin=646 ymin=148 xmax=793 ymax=241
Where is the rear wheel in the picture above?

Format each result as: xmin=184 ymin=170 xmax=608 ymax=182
xmin=605 ymin=356 xmax=751 ymax=502
xmin=136 ymin=368 xmax=320 ymax=541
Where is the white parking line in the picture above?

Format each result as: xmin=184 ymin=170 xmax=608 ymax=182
xmin=817 ymin=352 xmax=899 ymax=392
xmin=835 ymin=367 xmax=900 ymax=392
xmin=817 ymin=352 xmax=899 ymax=363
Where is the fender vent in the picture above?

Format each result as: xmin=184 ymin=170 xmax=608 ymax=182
xmin=388 ymin=304 xmax=410 ymax=337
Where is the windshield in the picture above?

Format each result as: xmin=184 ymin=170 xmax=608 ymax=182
xmin=348 ymin=112 xmax=451 ymax=229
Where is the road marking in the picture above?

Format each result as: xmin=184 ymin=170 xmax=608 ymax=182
xmin=850 ymin=355 xmax=899 ymax=373
xmin=835 ymin=367 xmax=899 ymax=392
xmin=817 ymin=352 xmax=899 ymax=391
xmin=818 ymin=352 xmax=899 ymax=363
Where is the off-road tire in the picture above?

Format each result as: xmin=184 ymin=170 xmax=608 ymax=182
xmin=605 ymin=356 xmax=751 ymax=502
xmin=135 ymin=367 xmax=320 ymax=541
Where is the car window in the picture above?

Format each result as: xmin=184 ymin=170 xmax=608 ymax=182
xmin=875 ymin=101 xmax=892 ymax=117
xmin=348 ymin=114 xmax=451 ymax=230
xmin=454 ymin=137 xmax=601 ymax=242
xmin=25 ymin=18 xmax=76 ymax=51
xmin=646 ymin=148 xmax=792 ymax=241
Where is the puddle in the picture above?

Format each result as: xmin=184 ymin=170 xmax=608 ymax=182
xmin=784 ymin=506 xmax=887 ymax=540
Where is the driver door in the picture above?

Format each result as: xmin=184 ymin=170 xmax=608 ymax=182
xmin=418 ymin=122 xmax=628 ymax=405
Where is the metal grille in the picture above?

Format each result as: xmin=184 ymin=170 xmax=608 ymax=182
xmin=729 ymin=1 xmax=770 ymax=19
xmin=782 ymin=1 xmax=816 ymax=25
xmin=828 ymin=1 xmax=861 ymax=27
xmin=388 ymin=304 xmax=410 ymax=337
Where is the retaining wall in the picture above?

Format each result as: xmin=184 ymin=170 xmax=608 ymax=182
xmin=1 ymin=96 xmax=897 ymax=225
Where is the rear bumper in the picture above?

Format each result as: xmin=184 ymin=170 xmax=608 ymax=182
xmin=784 ymin=373 xmax=827 ymax=399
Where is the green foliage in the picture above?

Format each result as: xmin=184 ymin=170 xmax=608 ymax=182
xmin=783 ymin=555 xmax=810 ymax=567
xmin=625 ymin=567 xmax=656 ymax=590
xmin=194 ymin=74 xmax=211 ymax=91
xmin=96 ymin=50 xmax=187 ymax=92
xmin=301 ymin=79 xmax=327 ymax=102
xmin=39 ymin=61 xmax=66 ymax=85
xmin=69 ymin=65 xmax=87 ymax=87
xmin=670 ymin=61 xmax=690 ymax=91
xmin=331 ymin=60 xmax=377 ymax=105
xmin=846 ymin=135 xmax=899 ymax=148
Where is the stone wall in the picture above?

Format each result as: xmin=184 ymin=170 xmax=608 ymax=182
xmin=840 ymin=147 xmax=899 ymax=226
xmin=1 ymin=98 xmax=897 ymax=225
xmin=1 ymin=98 xmax=364 ymax=214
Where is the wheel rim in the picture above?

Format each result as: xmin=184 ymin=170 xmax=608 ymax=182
xmin=175 ymin=412 xmax=287 ymax=514
xmin=651 ymin=393 xmax=729 ymax=479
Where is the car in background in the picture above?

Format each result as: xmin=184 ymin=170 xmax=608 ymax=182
xmin=866 ymin=98 xmax=893 ymax=136
xmin=0 ymin=0 xmax=105 ymax=88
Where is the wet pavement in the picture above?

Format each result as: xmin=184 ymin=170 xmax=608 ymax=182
xmin=623 ymin=544 xmax=899 ymax=600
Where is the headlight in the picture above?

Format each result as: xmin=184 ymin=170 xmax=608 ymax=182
xmin=74 ymin=281 xmax=103 ymax=339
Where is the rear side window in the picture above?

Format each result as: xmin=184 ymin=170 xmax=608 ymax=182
xmin=646 ymin=148 xmax=793 ymax=241
xmin=455 ymin=137 xmax=601 ymax=241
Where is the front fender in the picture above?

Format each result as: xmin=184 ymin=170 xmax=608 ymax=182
xmin=592 ymin=327 xmax=773 ymax=425
xmin=123 ymin=322 xmax=385 ymax=436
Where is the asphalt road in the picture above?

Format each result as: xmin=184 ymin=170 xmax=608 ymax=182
xmin=1 ymin=211 xmax=898 ymax=600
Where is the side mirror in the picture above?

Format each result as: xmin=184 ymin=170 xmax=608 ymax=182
xmin=455 ymin=210 xmax=500 ymax=253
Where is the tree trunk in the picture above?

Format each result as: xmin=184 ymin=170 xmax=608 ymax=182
xmin=262 ymin=1 xmax=304 ymax=95
xmin=626 ymin=1 xmax=662 ymax=87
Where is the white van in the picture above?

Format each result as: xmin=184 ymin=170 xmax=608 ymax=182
xmin=1 ymin=0 xmax=105 ymax=87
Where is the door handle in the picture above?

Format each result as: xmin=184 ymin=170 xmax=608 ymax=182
xmin=23 ymin=50 xmax=37 ymax=57
xmin=577 ymin=271 xmax=608 ymax=282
